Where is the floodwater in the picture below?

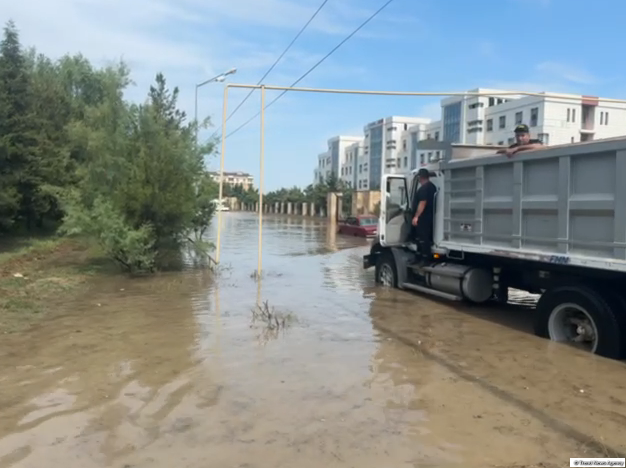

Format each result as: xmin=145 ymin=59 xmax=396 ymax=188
xmin=1 ymin=213 xmax=626 ymax=468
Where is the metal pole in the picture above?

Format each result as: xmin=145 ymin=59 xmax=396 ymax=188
xmin=194 ymin=84 xmax=198 ymax=144
xmin=258 ymin=85 xmax=265 ymax=275
xmin=215 ymin=85 xmax=229 ymax=264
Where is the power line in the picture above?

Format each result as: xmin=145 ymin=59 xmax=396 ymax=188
xmin=223 ymin=0 xmax=395 ymax=141
xmin=210 ymin=0 xmax=330 ymax=139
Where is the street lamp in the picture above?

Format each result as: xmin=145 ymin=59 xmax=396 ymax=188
xmin=194 ymin=68 xmax=237 ymax=141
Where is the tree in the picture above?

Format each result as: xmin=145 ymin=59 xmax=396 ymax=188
xmin=0 ymin=20 xmax=38 ymax=231
xmin=61 ymin=72 xmax=216 ymax=272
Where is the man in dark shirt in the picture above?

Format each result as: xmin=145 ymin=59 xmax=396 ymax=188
xmin=496 ymin=124 xmax=543 ymax=158
xmin=411 ymin=168 xmax=437 ymax=259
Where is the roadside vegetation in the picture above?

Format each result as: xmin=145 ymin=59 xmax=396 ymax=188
xmin=0 ymin=20 xmax=219 ymax=274
xmin=0 ymin=19 xmax=220 ymax=328
xmin=224 ymin=172 xmax=353 ymax=215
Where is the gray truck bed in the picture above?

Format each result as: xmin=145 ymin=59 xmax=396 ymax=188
xmin=441 ymin=137 xmax=626 ymax=268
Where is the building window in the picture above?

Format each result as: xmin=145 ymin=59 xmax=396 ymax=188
xmin=489 ymin=97 xmax=495 ymax=107
xmin=538 ymin=133 xmax=549 ymax=145
xmin=403 ymin=156 xmax=408 ymax=167
xmin=403 ymin=123 xmax=408 ymax=130
xmin=427 ymin=133 xmax=431 ymax=139
xmin=358 ymin=180 xmax=362 ymax=189
xmin=402 ymin=139 xmax=407 ymax=150
xmin=498 ymin=141 xmax=504 ymax=145
xmin=600 ymin=111 xmax=609 ymax=125
xmin=508 ymin=137 xmax=515 ymax=145
xmin=435 ymin=131 xmax=439 ymax=140
xmin=486 ymin=119 xmax=493 ymax=131
xmin=567 ymin=108 xmax=570 ymax=122
xmin=499 ymin=115 xmax=506 ymax=129
xmin=571 ymin=136 xmax=575 ymax=143
xmin=442 ymin=101 xmax=462 ymax=143
xmin=359 ymin=164 xmax=362 ymax=173
xmin=515 ymin=111 xmax=523 ymax=124
xmin=530 ymin=107 xmax=539 ymax=126
xmin=572 ymin=108 xmax=576 ymax=122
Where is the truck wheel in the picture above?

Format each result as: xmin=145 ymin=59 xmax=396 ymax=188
xmin=534 ymin=285 xmax=624 ymax=359
xmin=375 ymin=252 xmax=397 ymax=288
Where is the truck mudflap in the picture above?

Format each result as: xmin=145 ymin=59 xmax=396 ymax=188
xmin=363 ymin=254 xmax=374 ymax=269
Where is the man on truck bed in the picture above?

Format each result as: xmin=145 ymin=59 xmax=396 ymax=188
xmin=496 ymin=124 xmax=543 ymax=157
xmin=411 ymin=168 xmax=437 ymax=260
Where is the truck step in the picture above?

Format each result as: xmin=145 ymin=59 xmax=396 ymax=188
xmin=401 ymin=283 xmax=463 ymax=301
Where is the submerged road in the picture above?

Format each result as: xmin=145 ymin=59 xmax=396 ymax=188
xmin=0 ymin=212 xmax=625 ymax=468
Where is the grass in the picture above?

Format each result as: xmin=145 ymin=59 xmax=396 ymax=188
xmin=0 ymin=235 xmax=111 ymax=333
xmin=251 ymin=300 xmax=295 ymax=331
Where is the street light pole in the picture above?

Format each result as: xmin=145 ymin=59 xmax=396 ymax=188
xmin=194 ymin=68 xmax=237 ymax=143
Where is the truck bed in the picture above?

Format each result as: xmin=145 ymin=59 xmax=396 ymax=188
xmin=440 ymin=136 xmax=626 ymax=272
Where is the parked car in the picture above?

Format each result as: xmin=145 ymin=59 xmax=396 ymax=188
xmin=338 ymin=215 xmax=378 ymax=237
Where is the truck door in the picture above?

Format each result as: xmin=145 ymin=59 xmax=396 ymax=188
xmin=380 ymin=174 xmax=410 ymax=247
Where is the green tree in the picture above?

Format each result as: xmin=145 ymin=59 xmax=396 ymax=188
xmin=0 ymin=20 xmax=38 ymax=231
xmin=61 ymin=72 xmax=215 ymax=272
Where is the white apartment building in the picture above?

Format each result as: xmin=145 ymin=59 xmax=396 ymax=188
xmin=413 ymin=89 xmax=626 ymax=169
xmin=315 ymin=135 xmax=362 ymax=185
xmin=313 ymin=89 xmax=626 ymax=192
xmin=353 ymin=116 xmax=433 ymax=191
xmin=341 ymin=140 xmax=364 ymax=188
xmin=316 ymin=151 xmax=331 ymax=185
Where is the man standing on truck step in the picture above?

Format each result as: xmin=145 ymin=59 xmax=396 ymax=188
xmin=411 ymin=168 xmax=437 ymax=261
xmin=496 ymin=124 xmax=544 ymax=157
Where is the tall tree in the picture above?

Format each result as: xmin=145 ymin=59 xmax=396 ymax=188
xmin=0 ymin=20 xmax=35 ymax=230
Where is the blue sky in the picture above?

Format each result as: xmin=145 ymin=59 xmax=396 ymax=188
xmin=4 ymin=0 xmax=626 ymax=191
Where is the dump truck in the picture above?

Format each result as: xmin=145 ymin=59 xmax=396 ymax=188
xmin=363 ymin=138 xmax=626 ymax=360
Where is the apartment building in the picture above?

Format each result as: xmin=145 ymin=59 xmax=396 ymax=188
xmin=316 ymin=151 xmax=331 ymax=184
xmin=208 ymin=171 xmax=254 ymax=189
xmin=313 ymin=88 xmax=626 ymax=192
xmin=413 ymin=89 xmax=626 ymax=169
xmin=340 ymin=140 xmax=364 ymax=188
xmin=315 ymin=135 xmax=362 ymax=185
xmin=358 ymin=116 xmax=432 ymax=191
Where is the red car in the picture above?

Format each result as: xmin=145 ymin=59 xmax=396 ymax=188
xmin=338 ymin=215 xmax=378 ymax=237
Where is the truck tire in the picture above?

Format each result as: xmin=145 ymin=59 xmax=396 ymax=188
xmin=375 ymin=252 xmax=397 ymax=288
xmin=534 ymin=285 xmax=625 ymax=359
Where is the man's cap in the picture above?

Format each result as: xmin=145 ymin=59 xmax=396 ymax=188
xmin=514 ymin=124 xmax=529 ymax=133
xmin=417 ymin=168 xmax=430 ymax=177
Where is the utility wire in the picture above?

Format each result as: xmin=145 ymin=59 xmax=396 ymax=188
xmin=223 ymin=0 xmax=395 ymax=141
xmin=210 ymin=0 xmax=330 ymax=139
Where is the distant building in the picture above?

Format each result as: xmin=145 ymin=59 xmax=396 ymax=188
xmin=208 ymin=171 xmax=254 ymax=190
xmin=315 ymin=135 xmax=362 ymax=186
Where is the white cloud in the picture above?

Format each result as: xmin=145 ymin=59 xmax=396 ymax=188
xmin=416 ymin=101 xmax=442 ymax=120
xmin=476 ymin=40 xmax=496 ymax=58
xmin=2 ymin=0 xmax=379 ymax=124
xmin=535 ymin=61 xmax=598 ymax=85
xmin=484 ymin=61 xmax=600 ymax=96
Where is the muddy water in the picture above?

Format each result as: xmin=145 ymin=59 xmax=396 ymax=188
xmin=1 ymin=213 xmax=626 ymax=468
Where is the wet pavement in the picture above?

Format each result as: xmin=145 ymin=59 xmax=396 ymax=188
xmin=1 ymin=212 xmax=626 ymax=468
